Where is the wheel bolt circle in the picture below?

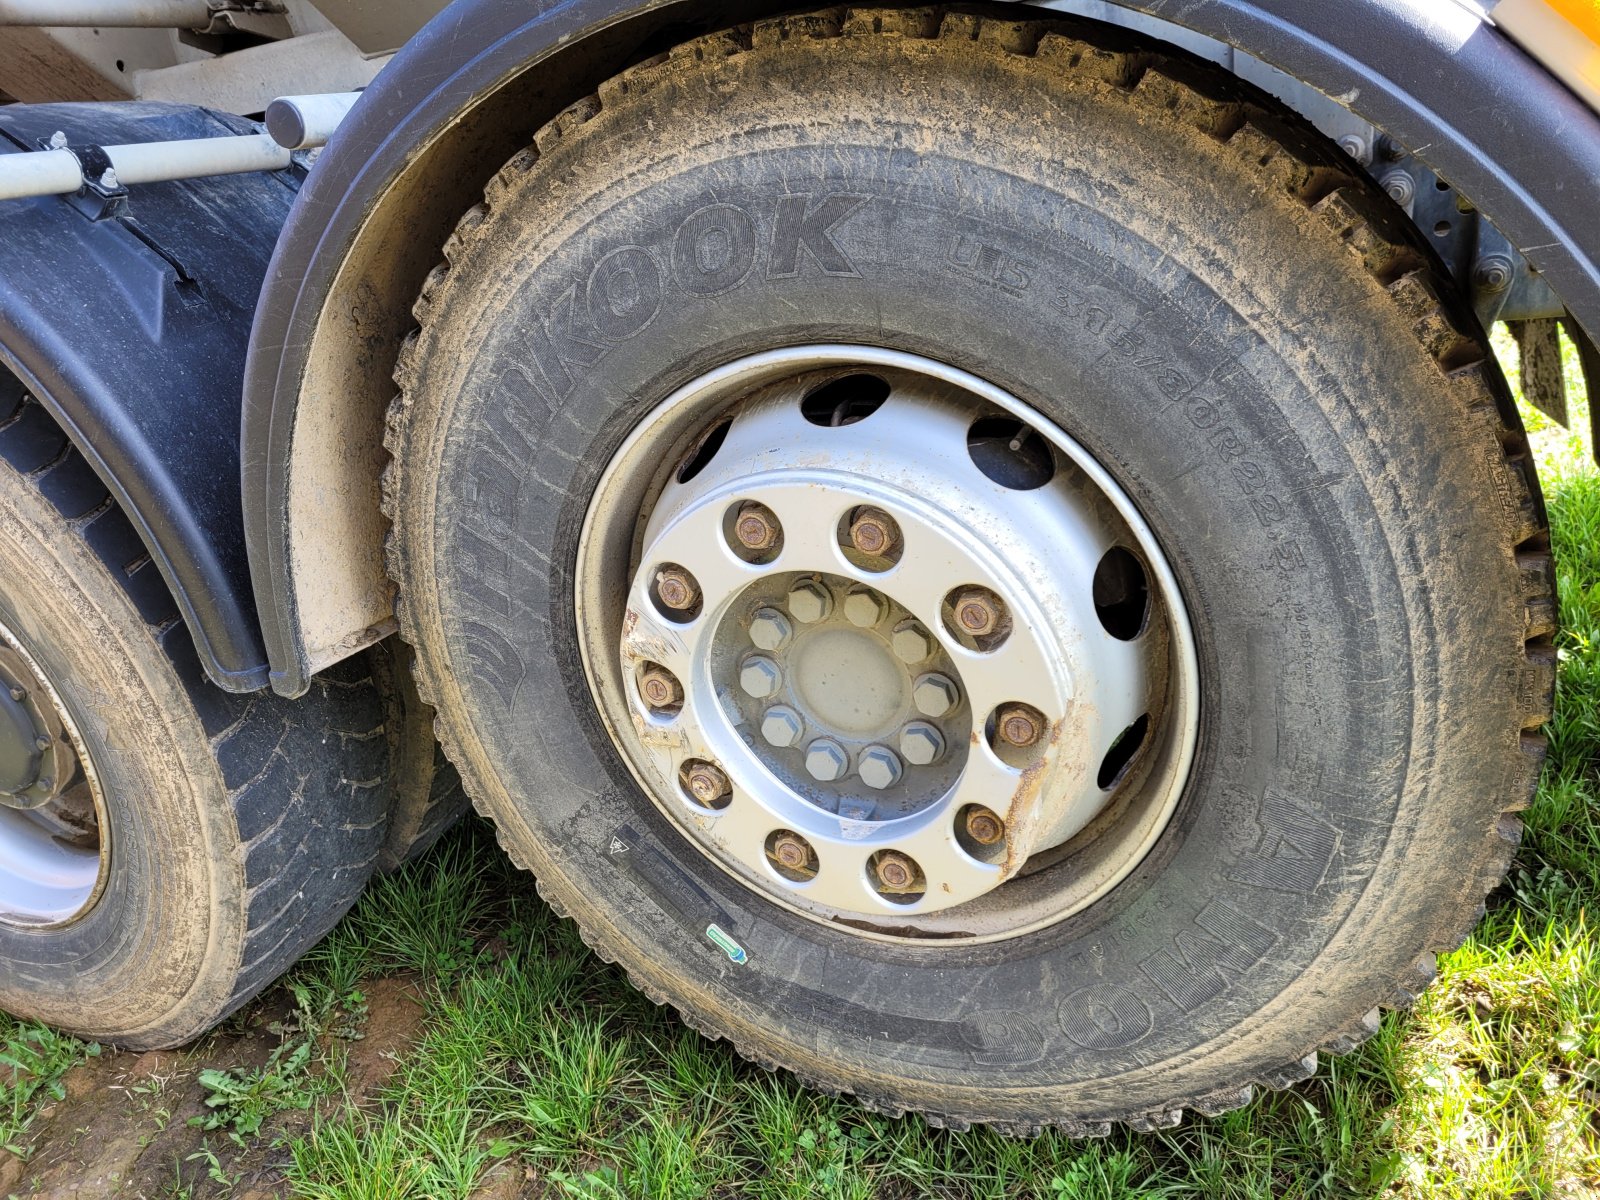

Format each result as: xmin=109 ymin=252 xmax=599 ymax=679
xmin=912 ymin=673 xmax=959 ymax=718
xmin=787 ymin=580 xmax=831 ymax=623
xmin=739 ymin=655 xmax=782 ymax=699
xmin=654 ymin=565 xmax=699 ymax=611
xmin=996 ymin=702 xmax=1045 ymax=748
xmin=760 ymin=706 xmax=803 ymax=747
xmin=680 ymin=759 xmax=731 ymax=808
xmin=899 ymin=721 xmax=945 ymax=766
xmin=804 ymin=738 xmax=848 ymax=781
xmin=638 ymin=663 xmax=683 ymax=711
xmin=872 ymin=850 xmax=922 ymax=893
xmin=748 ymin=608 xmax=792 ymax=651
xmin=733 ymin=501 xmax=780 ymax=551
xmin=858 ymin=745 xmax=902 ymax=790
xmin=848 ymin=507 xmax=900 ymax=557
xmin=964 ymin=805 xmax=1006 ymax=846
xmin=952 ymin=587 xmax=1004 ymax=636
xmin=843 ymin=589 xmax=885 ymax=628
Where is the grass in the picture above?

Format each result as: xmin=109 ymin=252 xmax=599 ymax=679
xmin=1 ymin=325 xmax=1595 ymax=1196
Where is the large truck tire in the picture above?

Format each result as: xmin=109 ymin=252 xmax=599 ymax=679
xmin=383 ymin=10 xmax=1553 ymax=1132
xmin=371 ymin=639 xmax=466 ymax=873
xmin=0 ymin=379 xmax=389 ymax=1049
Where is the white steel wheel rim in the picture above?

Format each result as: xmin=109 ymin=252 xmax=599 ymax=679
xmin=577 ymin=347 xmax=1199 ymax=943
xmin=0 ymin=615 xmax=110 ymax=928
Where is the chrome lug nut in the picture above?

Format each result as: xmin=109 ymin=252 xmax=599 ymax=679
xmin=857 ymin=745 xmax=902 ymax=790
xmin=890 ymin=622 xmax=931 ymax=664
xmin=996 ymin=702 xmax=1045 ymax=748
xmin=733 ymin=501 xmax=781 ymax=552
xmin=680 ymin=759 xmax=732 ymax=809
xmin=760 ymin=705 xmax=804 ymax=748
xmin=950 ymin=587 xmax=1004 ymax=637
xmin=898 ymin=721 xmax=945 ymax=766
xmin=847 ymin=506 xmax=901 ymax=557
xmin=638 ymin=664 xmax=683 ymax=712
xmin=912 ymin=673 xmax=959 ymax=718
xmin=804 ymin=738 xmax=848 ymax=782
xmin=739 ymin=656 xmax=782 ymax=699
xmin=843 ymin=588 xmax=885 ymax=628
xmin=748 ymin=607 xmax=793 ymax=651
xmin=654 ymin=565 xmax=700 ymax=612
xmin=787 ymin=580 xmax=832 ymax=623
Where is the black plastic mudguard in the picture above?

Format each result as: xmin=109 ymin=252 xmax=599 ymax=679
xmin=0 ymin=103 xmax=297 ymax=692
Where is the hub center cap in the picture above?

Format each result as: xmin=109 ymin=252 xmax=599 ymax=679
xmin=792 ymin=629 xmax=899 ymax=734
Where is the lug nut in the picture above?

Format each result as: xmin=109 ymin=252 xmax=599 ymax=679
xmin=843 ymin=588 xmax=885 ymax=628
xmin=964 ymin=805 xmax=1006 ymax=845
xmin=739 ymin=655 xmax=782 ymax=699
xmin=680 ymin=759 xmax=731 ymax=809
xmin=912 ymin=673 xmax=959 ymax=718
xmin=33 ymin=736 xmax=50 ymax=751
xmin=760 ymin=705 xmax=804 ymax=748
xmin=899 ymin=722 xmax=945 ymax=766
xmin=847 ymin=507 xmax=901 ymax=557
xmin=996 ymin=702 xmax=1045 ymax=748
xmin=767 ymin=829 xmax=817 ymax=877
xmin=891 ymin=622 xmax=931 ymax=664
xmin=7 ymin=687 xmax=23 ymax=702
xmin=804 ymin=738 xmax=848 ymax=782
xmin=787 ymin=580 xmax=832 ymax=623
xmin=654 ymin=565 xmax=700 ymax=612
xmin=872 ymin=850 xmax=923 ymax=893
xmin=748 ymin=607 xmax=793 ymax=651
xmin=638 ymin=664 xmax=683 ymax=712
xmin=857 ymin=745 xmax=903 ymax=790
xmin=949 ymin=587 xmax=1004 ymax=637
xmin=733 ymin=501 xmax=781 ymax=552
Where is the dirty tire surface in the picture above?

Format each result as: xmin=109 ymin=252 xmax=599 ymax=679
xmin=383 ymin=9 xmax=1554 ymax=1133
xmin=0 ymin=376 xmax=389 ymax=1049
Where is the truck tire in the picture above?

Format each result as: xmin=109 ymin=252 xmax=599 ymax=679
xmin=371 ymin=639 xmax=466 ymax=872
xmin=0 ymin=379 xmax=389 ymax=1049
xmin=383 ymin=10 xmax=1553 ymax=1132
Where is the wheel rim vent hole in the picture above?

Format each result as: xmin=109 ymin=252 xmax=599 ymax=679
xmin=1092 ymin=547 xmax=1150 ymax=641
xmin=967 ymin=415 xmax=1055 ymax=491
xmin=650 ymin=562 xmax=702 ymax=623
xmin=955 ymin=804 xmax=1007 ymax=864
xmin=724 ymin=500 xmax=783 ymax=565
xmin=1097 ymin=713 xmax=1150 ymax=790
xmin=941 ymin=585 xmax=1011 ymax=652
xmin=837 ymin=505 xmax=903 ymax=571
xmin=868 ymin=850 xmax=925 ymax=904
xmin=801 ymin=373 xmax=890 ymax=427
xmin=676 ymin=416 xmax=732 ymax=484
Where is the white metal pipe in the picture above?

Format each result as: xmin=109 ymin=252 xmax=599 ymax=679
xmin=264 ymin=92 xmax=361 ymax=151
xmin=0 ymin=0 xmax=211 ymax=27
xmin=0 ymin=150 xmax=85 ymax=202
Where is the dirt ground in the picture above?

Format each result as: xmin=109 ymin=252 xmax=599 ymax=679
xmin=1 ymin=976 xmax=428 ymax=1200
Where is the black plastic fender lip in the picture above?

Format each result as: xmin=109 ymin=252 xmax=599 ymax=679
xmin=0 ymin=101 xmax=300 ymax=693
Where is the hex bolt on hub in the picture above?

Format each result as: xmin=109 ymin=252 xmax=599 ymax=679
xmin=786 ymin=580 xmax=831 ymax=623
xmin=899 ymin=721 xmax=945 ymax=766
xmin=805 ymin=738 xmax=849 ymax=782
xmin=912 ymin=673 xmax=959 ymax=718
xmin=680 ymin=759 xmax=732 ymax=809
xmin=964 ymin=805 xmax=1006 ymax=846
xmin=638 ymin=663 xmax=683 ymax=714
xmin=739 ymin=655 xmax=782 ymax=699
xmin=996 ymin=702 xmax=1045 ymax=748
xmin=767 ymin=829 xmax=818 ymax=881
xmin=890 ymin=622 xmax=931 ymax=664
xmin=653 ymin=564 xmax=700 ymax=613
xmin=843 ymin=587 xmax=886 ymax=628
xmin=871 ymin=850 xmax=925 ymax=899
xmin=847 ymin=506 xmax=901 ymax=558
xmin=760 ymin=705 xmax=804 ymax=747
xmin=748 ymin=607 xmax=793 ymax=651
xmin=733 ymin=501 xmax=781 ymax=552
xmin=858 ymin=745 xmax=903 ymax=790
